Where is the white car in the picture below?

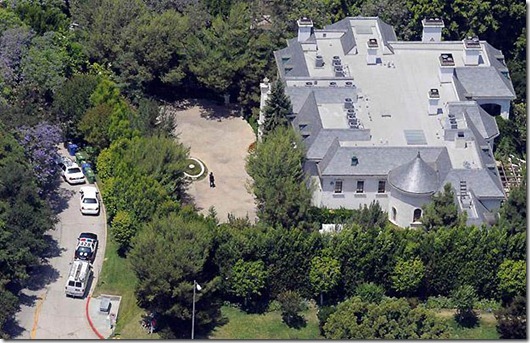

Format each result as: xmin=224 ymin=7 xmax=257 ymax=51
xmin=61 ymin=162 xmax=86 ymax=185
xmin=79 ymin=186 xmax=99 ymax=215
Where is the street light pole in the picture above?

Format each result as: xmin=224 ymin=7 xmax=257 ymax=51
xmin=191 ymin=280 xmax=201 ymax=339
xmin=191 ymin=280 xmax=196 ymax=339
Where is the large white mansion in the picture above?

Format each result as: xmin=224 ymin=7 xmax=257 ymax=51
xmin=259 ymin=17 xmax=516 ymax=228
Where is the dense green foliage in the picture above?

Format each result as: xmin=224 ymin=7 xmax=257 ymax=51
xmin=495 ymin=296 xmax=526 ymax=339
xmin=246 ymin=126 xmax=313 ymax=229
xmin=261 ymin=78 xmax=291 ymax=137
xmin=323 ymin=297 xmax=450 ymax=339
xmin=0 ymin=0 xmax=525 ymax=338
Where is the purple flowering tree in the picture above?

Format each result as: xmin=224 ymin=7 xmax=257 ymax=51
xmin=16 ymin=121 xmax=63 ymax=196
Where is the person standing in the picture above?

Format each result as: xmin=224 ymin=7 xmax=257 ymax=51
xmin=209 ymin=172 xmax=215 ymax=188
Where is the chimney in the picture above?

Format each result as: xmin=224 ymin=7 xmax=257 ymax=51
xmin=315 ymin=55 xmax=324 ymax=68
xmin=438 ymin=53 xmax=455 ymax=83
xmin=366 ymin=38 xmax=380 ymax=65
xmin=297 ymin=17 xmax=314 ymax=42
xmin=463 ymin=36 xmax=481 ymax=66
xmin=428 ymin=88 xmax=440 ymax=115
xmin=422 ymin=18 xmax=444 ymax=43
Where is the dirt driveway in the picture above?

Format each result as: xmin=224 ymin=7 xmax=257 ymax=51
xmin=172 ymin=100 xmax=257 ymax=223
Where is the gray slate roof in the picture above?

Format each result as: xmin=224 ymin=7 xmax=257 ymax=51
xmin=454 ymin=67 xmax=516 ymax=98
xmin=442 ymin=169 xmax=504 ymax=198
xmin=322 ymin=18 xmax=357 ymax=55
xmin=274 ymin=38 xmax=310 ymax=78
xmin=388 ymin=152 xmax=440 ymax=194
xmin=447 ymin=102 xmax=499 ymax=139
xmin=306 ymin=129 xmax=371 ymax=160
xmin=318 ymin=146 xmax=447 ymax=176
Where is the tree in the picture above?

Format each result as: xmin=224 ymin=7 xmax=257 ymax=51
xmin=246 ymin=126 xmax=313 ymax=229
xmin=391 ymin=257 xmax=425 ymax=296
xmin=110 ymin=210 xmax=136 ymax=253
xmin=15 ymin=122 xmax=63 ymax=196
xmin=323 ymin=297 xmax=449 ymax=339
xmin=53 ymin=74 xmax=100 ymax=141
xmin=129 ymin=213 xmax=221 ymax=337
xmin=13 ymin=0 xmax=70 ymax=35
xmin=495 ymin=296 xmax=526 ymax=339
xmin=309 ymin=255 xmax=341 ymax=305
xmin=277 ymin=290 xmax=304 ymax=328
xmin=229 ymin=259 xmax=268 ymax=308
xmin=421 ymin=183 xmax=460 ymax=231
xmin=354 ymin=282 xmax=385 ymax=304
xmin=185 ymin=2 xmax=251 ymax=96
xmin=497 ymin=259 xmax=526 ymax=300
xmin=451 ymin=285 xmax=479 ymax=328
xmin=261 ymin=78 xmax=291 ymax=137
xmin=78 ymin=103 xmax=113 ymax=152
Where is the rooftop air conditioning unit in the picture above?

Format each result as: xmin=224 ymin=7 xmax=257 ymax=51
xmin=344 ymin=98 xmax=353 ymax=109
xmin=305 ymin=81 xmax=313 ymax=87
xmin=347 ymin=112 xmax=356 ymax=120
xmin=334 ymin=66 xmax=344 ymax=77
xmin=329 ymin=82 xmax=337 ymax=87
xmin=348 ymin=119 xmax=359 ymax=128
xmin=345 ymin=81 xmax=353 ymax=87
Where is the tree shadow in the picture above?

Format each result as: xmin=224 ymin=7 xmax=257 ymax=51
xmin=48 ymin=187 xmax=75 ymax=214
xmin=25 ymin=264 xmax=60 ymax=291
xmin=3 ymin=317 xmax=26 ymax=339
xmin=282 ymin=313 xmax=307 ymax=329
xmin=454 ymin=310 xmax=480 ymax=328
xmin=41 ymin=234 xmax=65 ymax=261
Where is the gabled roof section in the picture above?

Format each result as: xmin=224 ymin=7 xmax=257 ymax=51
xmin=376 ymin=17 xmax=398 ymax=43
xmin=454 ymin=67 xmax=516 ymax=99
xmin=292 ymin=92 xmax=322 ymax=149
xmin=285 ymin=87 xmax=313 ymax=114
xmin=306 ymin=129 xmax=371 ymax=160
xmin=447 ymin=102 xmax=499 ymax=140
xmin=322 ymin=17 xmax=357 ymax=55
xmin=274 ymin=38 xmax=310 ymax=79
xmin=388 ymin=152 xmax=440 ymax=194
xmin=318 ymin=146 xmax=445 ymax=176
xmin=442 ymin=169 xmax=504 ymax=199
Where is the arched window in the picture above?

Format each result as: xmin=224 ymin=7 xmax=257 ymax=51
xmin=413 ymin=208 xmax=422 ymax=222
xmin=392 ymin=207 xmax=397 ymax=221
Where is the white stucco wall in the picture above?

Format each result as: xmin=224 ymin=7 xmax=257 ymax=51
xmin=319 ymin=176 xmax=390 ymax=210
xmin=387 ymin=188 xmax=432 ymax=228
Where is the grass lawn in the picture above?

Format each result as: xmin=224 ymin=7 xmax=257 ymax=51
xmin=436 ymin=309 xmax=500 ymax=339
xmin=92 ymin=238 xmax=160 ymax=339
xmin=208 ymin=305 xmax=323 ymax=340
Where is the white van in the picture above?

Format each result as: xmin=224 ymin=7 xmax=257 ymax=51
xmin=65 ymin=260 xmax=92 ymax=298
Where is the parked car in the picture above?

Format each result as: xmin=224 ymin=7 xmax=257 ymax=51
xmin=79 ymin=186 xmax=99 ymax=215
xmin=62 ymin=162 xmax=86 ymax=185
xmin=74 ymin=232 xmax=98 ymax=263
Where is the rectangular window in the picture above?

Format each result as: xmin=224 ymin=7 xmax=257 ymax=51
xmin=356 ymin=180 xmax=364 ymax=193
xmin=378 ymin=180 xmax=386 ymax=193
xmin=334 ymin=180 xmax=343 ymax=193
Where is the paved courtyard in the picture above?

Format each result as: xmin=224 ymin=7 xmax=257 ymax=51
xmin=172 ymin=100 xmax=257 ymax=223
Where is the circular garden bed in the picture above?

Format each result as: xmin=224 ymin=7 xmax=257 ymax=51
xmin=184 ymin=158 xmax=207 ymax=180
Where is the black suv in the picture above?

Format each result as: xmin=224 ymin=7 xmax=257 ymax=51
xmin=74 ymin=232 xmax=98 ymax=263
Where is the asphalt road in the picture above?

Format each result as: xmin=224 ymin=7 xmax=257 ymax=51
xmin=12 ymin=175 xmax=106 ymax=339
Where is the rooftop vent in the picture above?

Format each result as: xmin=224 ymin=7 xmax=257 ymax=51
xmin=439 ymin=53 xmax=455 ymax=66
xmin=299 ymin=17 xmax=312 ymax=24
xmin=351 ymin=156 xmax=359 ymax=166
xmin=367 ymin=38 xmax=378 ymax=48
xmin=344 ymin=98 xmax=353 ymax=109
xmin=428 ymin=88 xmax=440 ymax=98
xmin=334 ymin=65 xmax=345 ymax=77
xmin=315 ymin=55 xmax=324 ymax=68
xmin=348 ymin=118 xmax=359 ymax=129
xmin=424 ymin=17 xmax=444 ymax=25
xmin=345 ymin=81 xmax=353 ymax=87
xmin=464 ymin=36 xmax=481 ymax=49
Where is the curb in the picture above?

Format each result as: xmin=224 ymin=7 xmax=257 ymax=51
xmin=86 ymin=296 xmax=105 ymax=339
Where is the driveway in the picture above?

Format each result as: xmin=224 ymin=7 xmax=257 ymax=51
xmin=172 ymin=100 xmax=257 ymax=223
xmin=11 ymin=154 xmax=106 ymax=339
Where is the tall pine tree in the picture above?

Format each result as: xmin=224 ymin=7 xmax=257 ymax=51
xmin=262 ymin=78 xmax=292 ymax=137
